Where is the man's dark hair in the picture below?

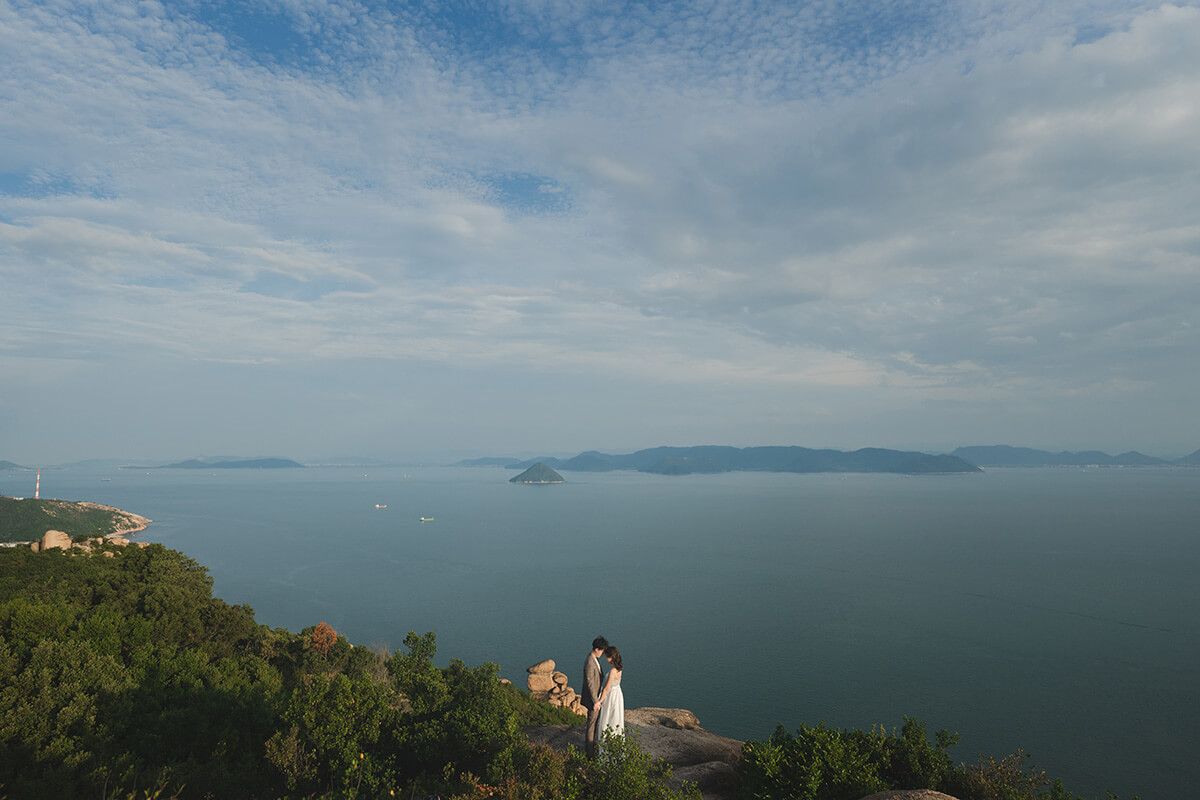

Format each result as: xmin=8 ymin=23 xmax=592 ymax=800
xmin=592 ymin=636 xmax=609 ymax=650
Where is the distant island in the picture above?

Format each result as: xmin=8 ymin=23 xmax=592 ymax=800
xmin=155 ymin=457 xmax=305 ymax=469
xmin=509 ymin=463 xmax=565 ymax=484
xmin=0 ymin=460 xmax=28 ymax=471
xmin=952 ymin=445 xmax=1200 ymax=467
xmin=464 ymin=445 xmax=981 ymax=476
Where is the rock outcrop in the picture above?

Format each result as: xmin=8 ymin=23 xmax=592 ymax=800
xmin=523 ymin=707 xmax=743 ymax=800
xmin=30 ymin=529 xmax=72 ymax=552
xmin=526 ymin=659 xmax=585 ymax=715
xmin=30 ymin=533 xmax=150 ymax=554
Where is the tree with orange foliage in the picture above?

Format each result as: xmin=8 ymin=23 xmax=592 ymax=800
xmin=311 ymin=621 xmax=337 ymax=654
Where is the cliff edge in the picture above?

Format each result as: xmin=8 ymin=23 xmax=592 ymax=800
xmin=524 ymin=707 xmax=742 ymax=800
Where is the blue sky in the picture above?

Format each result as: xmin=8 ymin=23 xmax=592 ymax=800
xmin=2 ymin=0 xmax=1199 ymax=464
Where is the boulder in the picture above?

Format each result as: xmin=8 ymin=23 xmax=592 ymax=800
xmin=39 ymin=530 xmax=72 ymax=551
xmin=527 ymin=659 xmax=555 ymax=674
xmin=499 ymin=678 xmax=512 ymax=685
xmin=29 ymin=542 xmax=40 ymax=553
xmin=552 ymin=670 xmax=568 ymax=686
xmin=627 ymin=707 xmax=702 ymax=730
xmin=528 ymin=673 xmax=557 ymax=692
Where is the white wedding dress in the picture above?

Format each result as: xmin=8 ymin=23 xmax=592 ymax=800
xmin=597 ymin=671 xmax=625 ymax=747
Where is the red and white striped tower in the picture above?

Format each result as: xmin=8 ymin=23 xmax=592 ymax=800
xmin=35 ymin=470 xmax=40 ymax=500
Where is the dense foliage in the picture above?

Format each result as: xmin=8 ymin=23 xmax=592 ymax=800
xmin=739 ymin=718 xmax=1139 ymax=800
xmin=0 ymin=544 xmax=693 ymax=800
xmin=1 ymin=543 xmax=1140 ymax=800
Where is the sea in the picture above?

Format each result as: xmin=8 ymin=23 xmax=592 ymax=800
xmin=3 ymin=465 xmax=1196 ymax=799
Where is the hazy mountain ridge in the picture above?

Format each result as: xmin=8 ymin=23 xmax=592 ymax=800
xmin=460 ymin=445 xmax=981 ymax=475
xmin=952 ymin=445 xmax=1200 ymax=467
xmin=156 ymin=457 xmax=305 ymax=469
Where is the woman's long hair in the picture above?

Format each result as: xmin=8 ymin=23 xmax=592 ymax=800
xmin=603 ymin=645 xmax=622 ymax=671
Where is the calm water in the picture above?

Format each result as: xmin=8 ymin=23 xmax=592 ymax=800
xmin=4 ymin=466 xmax=1197 ymax=799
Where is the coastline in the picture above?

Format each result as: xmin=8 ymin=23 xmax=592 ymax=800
xmin=75 ymin=500 xmax=153 ymax=538
xmin=0 ymin=498 xmax=151 ymax=546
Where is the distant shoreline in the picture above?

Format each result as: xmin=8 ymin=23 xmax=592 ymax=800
xmin=0 ymin=497 xmax=151 ymax=546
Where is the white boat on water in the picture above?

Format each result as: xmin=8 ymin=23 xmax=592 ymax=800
xmin=375 ymin=504 xmax=387 ymax=509
xmin=419 ymin=516 xmax=434 ymax=522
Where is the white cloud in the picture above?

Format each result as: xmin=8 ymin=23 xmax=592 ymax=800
xmin=3 ymin=0 xmax=1200 ymax=459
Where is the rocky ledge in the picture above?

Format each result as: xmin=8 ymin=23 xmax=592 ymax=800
xmin=28 ymin=529 xmax=150 ymax=554
xmin=524 ymin=707 xmax=743 ymax=800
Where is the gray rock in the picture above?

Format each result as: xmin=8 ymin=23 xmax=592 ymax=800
xmin=628 ymin=707 xmax=702 ymax=730
xmin=524 ymin=707 xmax=742 ymax=800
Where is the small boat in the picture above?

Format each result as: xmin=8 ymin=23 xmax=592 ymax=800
xmin=419 ymin=516 xmax=435 ymax=522
xmin=375 ymin=504 xmax=388 ymax=509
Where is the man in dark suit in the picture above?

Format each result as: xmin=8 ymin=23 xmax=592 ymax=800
xmin=582 ymin=635 xmax=608 ymax=758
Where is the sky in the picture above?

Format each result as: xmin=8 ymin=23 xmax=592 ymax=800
xmin=2 ymin=0 xmax=1200 ymax=465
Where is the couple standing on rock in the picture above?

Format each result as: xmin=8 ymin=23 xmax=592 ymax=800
xmin=583 ymin=636 xmax=625 ymax=759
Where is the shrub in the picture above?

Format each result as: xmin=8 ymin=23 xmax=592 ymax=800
xmin=583 ymin=728 xmax=701 ymax=800
xmin=943 ymin=749 xmax=1052 ymax=800
xmin=451 ymin=741 xmax=582 ymax=800
xmin=875 ymin=717 xmax=959 ymax=789
xmin=500 ymin=681 xmax=585 ymax=726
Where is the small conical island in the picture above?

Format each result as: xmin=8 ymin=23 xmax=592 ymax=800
xmin=509 ymin=462 xmax=565 ymax=484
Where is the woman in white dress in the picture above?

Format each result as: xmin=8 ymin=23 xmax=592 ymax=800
xmin=596 ymin=645 xmax=624 ymax=749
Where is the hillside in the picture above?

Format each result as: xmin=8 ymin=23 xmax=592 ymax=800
xmin=0 ymin=496 xmax=151 ymax=544
xmin=0 ymin=543 xmax=594 ymax=800
xmin=509 ymin=462 xmax=566 ymax=483
xmin=0 ymin=543 xmax=1138 ymax=800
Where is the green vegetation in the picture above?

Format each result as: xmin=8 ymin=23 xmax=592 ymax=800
xmin=0 ymin=544 xmax=696 ymax=800
xmin=0 ymin=543 xmax=1141 ymax=800
xmin=0 ymin=496 xmax=145 ymax=543
xmin=739 ymin=718 xmax=1139 ymax=800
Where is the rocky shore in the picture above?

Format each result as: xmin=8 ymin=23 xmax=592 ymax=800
xmin=74 ymin=501 xmax=152 ymax=537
